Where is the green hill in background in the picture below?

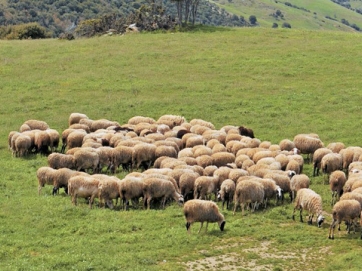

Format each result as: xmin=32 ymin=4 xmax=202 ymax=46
xmin=0 ymin=0 xmax=362 ymax=37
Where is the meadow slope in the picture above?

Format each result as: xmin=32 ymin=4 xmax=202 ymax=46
xmin=1 ymin=28 xmax=362 ymax=270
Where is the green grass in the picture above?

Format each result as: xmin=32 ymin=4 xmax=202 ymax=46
xmin=1 ymin=27 xmax=362 ymax=270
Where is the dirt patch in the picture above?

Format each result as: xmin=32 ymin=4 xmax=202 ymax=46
xmin=183 ymin=238 xmax=332 ymax=271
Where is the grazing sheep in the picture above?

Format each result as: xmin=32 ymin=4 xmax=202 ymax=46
xmin=279 ymin=139 xmax=295 ymax=151
xmin=321 ymin=153 xmax=343 ymax=176
xmin=98 ymin=176 xmax=121 ymax=209
xmin=343 ymin=173 xmax=362 ymax=193
xmin=118 ymin=176 xmax=145 ymax=210
xmin=52 ymin=168 xmax=88 ymax=195
xmin=194 ymin=176 xmax=219 ymax=200
xmin=233 ymin=179 xmax=264 ymax=215
xmin=46 ymin=129 xmax=60 ymax=152
xmin=68 ymin=175 xmax=100 ymax=208
xmin=66 ymin=130 xmax=88 ymax=150
xmin=128 ymin=116 xmax=156 ymax=125
xmin=179 ymin=171 xmax=200 ymax=201
xmin=228 ymin=168 xmax=249 ymax=183
xmin=329 ymin=170 xmax=347 ymax=205
xmin=285 ymin=159 xmax=301 ymax=175
xmin=264 ymin=171 xmax=293 ymax=203
xmin=202 ymin=130 xmax=227 ymax=145
xmin=155 ymin=145 xmax=178 ymax=160
xmin=275 ymin=154 xmax=290 ymax=170
xmin=211 ymin=152 xmax=236 ymax=168
xmin=34 ymin=130 xmax=51 ymax=155
xmin=37 ymin=166 xmax=57 ymax=195
xmin=256 ymin=178 xmax=283 ymax=208
xmin=203 ymin=165 xmax=218 ymax=176
xmin=328 ymin=199 xmax=362 ymax=239
xmin=327 ymin=142 xmax=345 ymax=154
xmin=189 ymin=119 xmax=215 ymax=130
xmin=112 ymin=145 xmax=133 ymax=172
xmin=212 ymin=143 xmax=227 ymax=154
xmin=196 ymin=155 xmax=214 ymax=168
xmin=90 ymin=119 xmax=120 ymax=132
xmin=47 ymin=153 xmax=75 ymax=169
xmin=190 ymin=124 xmax=211 ymax=136
xmin=23 ymin=119 xmax=49 ymax=131
xmin=340 ymin=192 xmax=362 ymax=208
xmin=312 ymin=148 xmax=333 ymax=177
xmin=218 ymin=179 xmax=236 ymax=210
xmin=290 ymin=174 xmax=310 ymax=201
xmin=292 ymin=188 xmax=324 ymax=227
xmin=74 ymin=147 xmax=100 ymax=173
xmin=293 ymin=133 xmax=324 ymax=163
xmin=340 ymin=147 xmax=362 ymax=174
xmin=157 ymin=114 xmax=186 ymax=129
xmin=143 ymin=177 xmax=184 ymax=210
xmin=183 ymin=199 xmax=225 ymax=234
xmin=132 ymin=143 xmax=157 ymax=170
xmin=238 ymin=126 xmax=255 ymax=138
xmin=69 ymin=123 xmax=91 ymax=133
xmin=68 ymin=113 xmax=89 ymax=126
xmin=13 ymin=134 xmax=32 ymax=157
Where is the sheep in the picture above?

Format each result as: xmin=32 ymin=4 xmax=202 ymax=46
xmin=179 ymin=171 xmax=200 ymax=201
xmin=157 ymin=114 xmax=186 ymax=129
xmin=23 ymin=119 xmax=49 ymax=131
xmin=218 ymin=179 xmax=236 ymax=210
xmin=212 ymin=143 xmax=227 ymax=154
xmin=73 ymin=147 xmax=100 ymax=173
xmin=34 ymin=130 xmax=51 ymax=155
xmin=213 ymin=166 xmax=232 ymax=190
xmin=233 ymin=179 xmax=264 ymax=215
xmin=275 ymin=154 xmax=289 ymax=170
xmin=127 ymin=116 xmax=156 ymax=125
xmin=235 ymin=154 xmax=252 ymax=168
xmin=193 ymin=145 xmax=212 ymax=158
xmin=279 ymin=139 xmax=296 ymax=151
xmin=37 ymin=166 xmax=57 ymax=195
xmin=90 ymin=119 xmax=120 ymax=132
xmin=329 ymin=170 xmax=347 ymax=205
xmin=194 ymin=176 xmax=219 ymax=200
xmin=255 ymin=178 xmax=283 ymax=208
xmin=292 ymin=188 xmax=324 ymax=227
xmin=143 ymin=173 xmax=180 ymax=193
xmin=211 ymin=152 xmax=236 ymax=168
xmin=178 ymin=156 xmax=198 ymax=166
xmin=321 ymin=153 xmax=343 ymax=176
xmin=118 ymin=176 xmax=145 ymax=210
xmin=203 ymin=165 xmax=218 ymax=176
xmin=46 ymin=129 xmax=60 ymax=152
xmin=97 ymin=176 xmax=121 ymax=209
xmin=13 ymin=134 xmax=32 ymax=157
xmin=155 ymin=145 xmax=178 ymax=160
xmin=238 ymin=126 xmax=255 ymax=138
xmin=228 ymin=168 xmax=249 ymax=183
xmin=327 ymin=142 xmax=345 ymax=154
xmin=195 ymin=155 xmax=214 ymax=168
xmin=68 ymin=113 xmax=89 ymax=126
xmin=340 ymin=147 xmax=361 ymax=174
xmin=340 ymin=192 xmax=362 ymax=208
xmin=142 ymin=177 xmax=184 ymax=210
xmin=190 ymin=124 xmax=211 ymax=136
xmin=312 ymin=148 xmax=333 ymax=176
xmin=343 ymin=173 xmax=362 ymax=193
xmin=328 ymin=199 xmax=362 ymax=239
xmin=183 ymin=199 xmax=225 ymax=234
xmin=189 ymin=119 xmax=215 ymax=130
xmin=132 ymin=143 xmax=157 ymax=170
xmin=47 ymin=153 xmax=75 ymax=169
xmin=264 ymin=171 xmax=292 ymax=203
xmin=293 ymin=133 xmax=324 ymax=163
xmin=68 ymin=175 xmax=100 ymax=208
xmin=66 ymin=129 xmax=88 ymax=150
xmin=287 ymin=154 xmax=304 ymax=174
xmin=52 ymin=168 xmax=88 ymax=195
xmin=290 ymin=174 xmax=310 ymax=201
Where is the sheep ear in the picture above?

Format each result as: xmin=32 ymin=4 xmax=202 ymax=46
xmin=220 ymin=221 xmax=226 ymax=231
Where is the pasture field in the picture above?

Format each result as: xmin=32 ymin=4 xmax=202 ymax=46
xmin=1 ymin=27 xmax=362 ymax=270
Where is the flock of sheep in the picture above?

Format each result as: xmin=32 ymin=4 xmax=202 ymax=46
xmin=8 ymin=113 xmax=362 ymax=237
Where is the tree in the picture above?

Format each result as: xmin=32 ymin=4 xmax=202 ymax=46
xmin=249 ymin=15 xmax=257 ymax=25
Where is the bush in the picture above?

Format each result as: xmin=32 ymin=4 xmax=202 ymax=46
xmin=272 ymin=23 xmax=278 ymax=28
xmin=4 ymin=23 xmax=51 ymax=40
xmin=249 ymin=15 xmax=257 ymax=25
xmin=282 ymin=22 xmax=291 ymax=28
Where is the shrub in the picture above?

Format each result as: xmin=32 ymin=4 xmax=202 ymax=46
xmin=282 ymin=22 xmax=291 ymax=28
xmin=249 ymin=15 xmax=257 ymax=25
xmin=272 ymin=23 xmax=278 ymax=28
xmin=5 ymin=23 xmax=51 ymax=40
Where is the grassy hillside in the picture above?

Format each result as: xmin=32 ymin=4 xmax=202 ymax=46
xmin=212 ymin=0 xmax=362 ymax=31
xmin=1 ymin=28 xmax=362 ymax=270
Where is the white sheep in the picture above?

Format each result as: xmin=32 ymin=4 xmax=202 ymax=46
xmin=290 ymin=174 xmax=310 ymax=201
xmin=292 ymin=188 xmax=324 ymax=227
xmin=233 ymin=179 xmax=264 ymax=216
xmin=329 ymin=170 xmax=347 ymax=205
xmin=118 ymin=176 xmax=145 ymax=210
xmin=218 ymin=179 xmax=236 ymax=210
xmin=68 ymin=175 xmax=100 ymax=208
xmin=47 ymin=153 xmax=75 ymax=169
xmin=312 ymin=147 xmax=332 ymax=177
xmin=142 ymin=177 xmax=184 ymax=210
xmin=74 ymin=147 xmax=100 ymax=173
xmin=293 ymin=133 xmax=324 ymax=163
xmin=132 ymin=142 xmax=157 ymax=170
xmin=328 ymin=199 xmax=362 ymax=239
xmin=321 ymin=153 xmax=343 ymax=176
xmin=194 ymin=176 xmax=219 ymax=200
xmin=68 ymin=113 xmax=89 ymax=126
xmin=183 ymin=199 xmax=225 ymax=234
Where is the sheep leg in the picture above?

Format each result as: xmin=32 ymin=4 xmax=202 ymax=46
xmin=147 ymin=197 xmax=152 ymax=210
xmin=299 ymin=208 xmax=303 ymax=223
xmin=205 ymin=222 xmax=209 ymax=233
xmin=233 ymin=203 xmax=238 ymax=215
xmin=89 ymin=194 xmax=95 ymax=209
xmin=329 ymin=220 xmax=336 ymax=239
xmin=308 ymin=214 xmax=314 ymax=225
xmin=197 ymin=222 xmax=204 ymax=234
